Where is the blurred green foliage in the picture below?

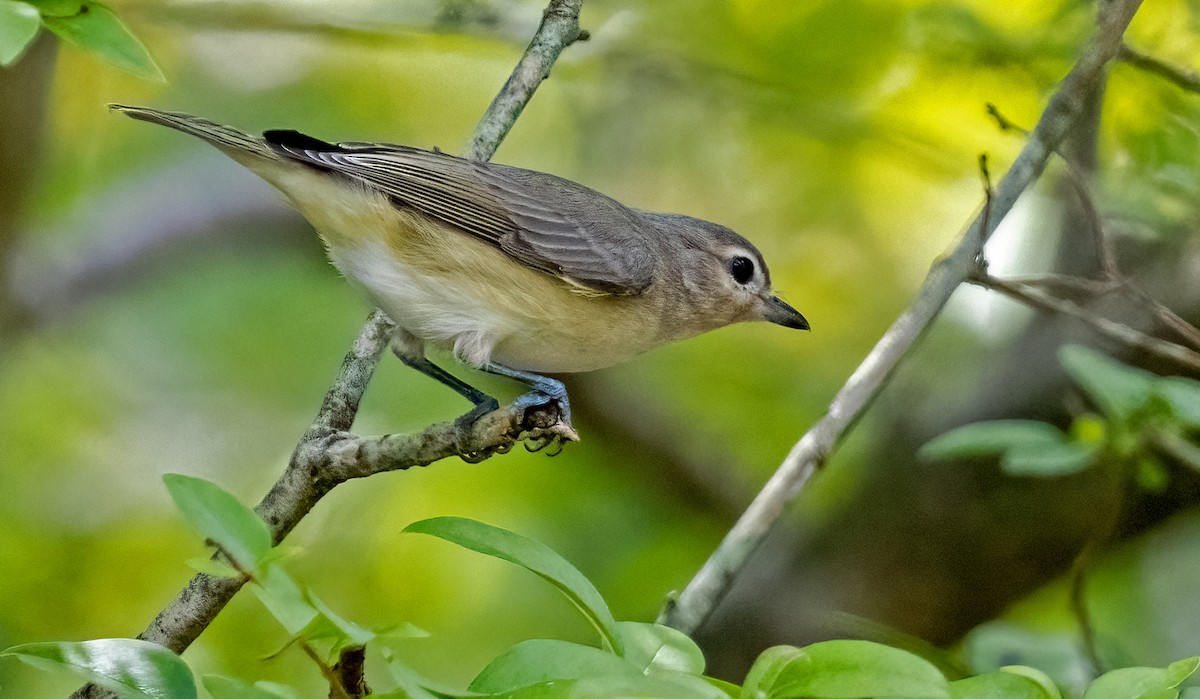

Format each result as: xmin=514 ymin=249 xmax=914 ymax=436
xmin=12 ymin=483 xmax=1194 ymax=697
xmin=3 ymin=0 xmax=1200 ymax=697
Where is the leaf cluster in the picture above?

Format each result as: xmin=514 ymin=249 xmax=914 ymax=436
xmin=921 ymin=345 xmax=1200 ymax=487
xmin=0 ymin=0 xmax=160 ymax=79
xmin=3 ymin=476 xmax=1197 ymax=698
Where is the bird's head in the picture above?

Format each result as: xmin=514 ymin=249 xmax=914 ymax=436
xmin=639 ymin=212 xmax=809 ymax=333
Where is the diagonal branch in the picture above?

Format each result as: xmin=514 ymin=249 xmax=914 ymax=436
xmin=71 ymin=2 xmax=584 ymax=697
xmin=1119 ymin=43 xmax=1200 ymax=95
xmin=658 ymin=0 xmax=1145 ymax=634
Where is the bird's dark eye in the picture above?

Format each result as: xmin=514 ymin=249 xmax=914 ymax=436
xmin=730 ymin=256 xmax=754 ymax=284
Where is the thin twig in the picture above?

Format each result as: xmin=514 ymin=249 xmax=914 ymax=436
xmin=1011 ymin=143 xmax=1200 ymax=351
xmin=979 ymin=153 xmax=994 ymax=235
xmin=70 ymin=3 xmax=585 ymax=698
xmin=301 ymin=643 xmax=350 ymax=699
xmin=1119 ymin=43 xmax=1200 ymax=95
xmin=1123 ymin=284 xmax=1200 ymax=352
xmin=1068 ymin=461 xmax=1128 ymax=677
xmin=970 ymin=272 xmax=1200 ymax=373
xmin=1047 ymin=140 xmax=1200 ymax=350
xmin=462 ymin=0 xmax=586 ymax=161
xmin=1057 ymin=169 xmax=1200 ymax=350
xmin=985 ymin=102 xmax=1030 ymax=136
xmin=988 ymin=99 xmax=1121 ymax=280
xmin=1069 ymin=536 xmax=1104 ymax=674
xmin=1004 ymin=273 xmax=1116 ymax=297
xmin=659 ymin=0 xmax=1145 ymax=635
xmin=1057 ymin=157 xmax=1122 ymax=280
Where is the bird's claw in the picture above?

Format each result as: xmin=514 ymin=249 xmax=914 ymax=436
xmin=523 ymin=433 xmax=570 ymax=457
xmin=514 ymin=390 xmax=578 ymax=454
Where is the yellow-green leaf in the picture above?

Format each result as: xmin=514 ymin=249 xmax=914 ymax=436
xmin=40 ymin=1 xmax=163 ymax=80
xmin=0 ymin=0 xmax=40 ymax=65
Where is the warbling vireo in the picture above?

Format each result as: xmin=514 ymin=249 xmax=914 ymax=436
xmin=111 ymin=105 xmax=808 ymax=432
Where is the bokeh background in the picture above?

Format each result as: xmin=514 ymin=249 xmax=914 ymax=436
xmin=3 ymin=0 xmax=1200 ymax=695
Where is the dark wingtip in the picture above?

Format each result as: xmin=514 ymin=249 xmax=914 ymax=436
xmin=262 ymin=129 xmax=342 ymax=154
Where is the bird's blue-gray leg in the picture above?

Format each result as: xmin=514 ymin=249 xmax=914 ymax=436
xmin=391 ymin=347 xmax=500 ymax=414
xmin=482 ymin=362 xmax=572 ymax=428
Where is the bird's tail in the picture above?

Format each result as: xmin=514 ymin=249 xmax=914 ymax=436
xmin=109 ymin=104 xmax=279 ymax=162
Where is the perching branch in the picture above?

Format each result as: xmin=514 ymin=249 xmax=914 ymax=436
xmin=70 ymin=2 xmax=584 ymax=697
xmin=462 ymin=0 xmax=587 ymax=161
xmin=659 ymin=0 xmax=1145 ymax=634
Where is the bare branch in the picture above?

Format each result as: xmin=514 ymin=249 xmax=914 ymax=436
xmin=969 ymin=272 xmax=1200 ymax=374
xmin=1057 ymin=157 xmax=1121 ymax=280
xmin=462 ymin=0 xmax=586 ymax=161
xmin=1119 ymin=43 xmax=1200 ymax=95
xmin=659 ymin=0 xmax=1145 ymax=635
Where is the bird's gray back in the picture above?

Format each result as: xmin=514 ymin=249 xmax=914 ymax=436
xmin=263 ymin=132 xmax=658 ymax=296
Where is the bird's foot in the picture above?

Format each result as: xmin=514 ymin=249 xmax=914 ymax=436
xmin=515 ymin=390 xmax=579 ymax=454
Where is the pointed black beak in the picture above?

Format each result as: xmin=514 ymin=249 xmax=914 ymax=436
xmin=762 ymin=295 xmax=810 ymax=330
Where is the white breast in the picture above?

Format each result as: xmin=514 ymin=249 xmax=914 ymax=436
xmin=253 ymin=163 xmax=666 ymax=373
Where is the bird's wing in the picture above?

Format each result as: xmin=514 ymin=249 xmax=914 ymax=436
xmin=263 ymin=130 xmax=655 ymax=295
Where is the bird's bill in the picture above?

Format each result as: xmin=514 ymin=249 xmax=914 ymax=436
xmin=761 ymin=295 xmax=810 ymax=330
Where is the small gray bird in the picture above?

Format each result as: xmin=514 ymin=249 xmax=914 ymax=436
xmin=111 ymin=105 xmax=808 ymax=433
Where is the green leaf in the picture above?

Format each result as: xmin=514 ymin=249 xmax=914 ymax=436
xmin=251 ymin=682 xmax=301 ymax=699
xmin=0 ymin=1 xmax=39 ymax=65
xmin=949 ymin=671 xmax=1057 ymax=699
xmin=741 ymin=640 xmax=950 ymax=699
xmin=742 ymin=646 xmax=807 ymax=698
xmin=962 ymin=624 xmax=1088 ymax=696
xmin=405 ymin=517 xmax=621 ymax=654
xmin=1158 ymin=377 xmax=1200 ymax=428
xmin=999 ymin=666 xmax=1062 ymax=698
xmin=706 ymin=676 xmax=743 ymax=695
xmin=164 ymin=474 xmax=271 ymax=574
xmin=1059 ymin=345 xmax=1155 ymax=421
xmin=184 ymin=556 xmax=242 ymax=578
xmin=1164 ymin=656 xmax=1200 ymax=686
xmin=250 ymin=564 xmax=318 ymax=636
xmin=203 ymin=675 xmax=295 ymax=699
xmin=469 ymin=639 xmax=638 ymax=694
xmin=1 ymin=639 xmax=196 ymax=699
xmin=381 ymin=647 xmax=474 ymax=698
xmin=493 ymin=674 xmax=732 ymax=698
xmin=616 ymin=621 xmax=706 ymax=676
xmin=375 ymin=621 xmax=431 ymax=644
xmin=22 ymin=0 xmax=82 ymax=16
xmin=1069 ymin=414 xmax=1107 ymax=445
xmin=1083 ymin=657 xmax=1199 ymax=699
xmin=1135 ymin=455 xmax=1172 ymax=492
xmin=920 ymin=421 xmax=1067 ymax=461
xmin=301 ymin=591 xmax=375 ymax=655
xmin=40 ymin=1 xmax=163 ymax=80
xmin=1001 ymin=441 xmax=1098 ymax=477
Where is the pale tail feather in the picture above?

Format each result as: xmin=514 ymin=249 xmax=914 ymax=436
xmin=109 ymin=104 xmax=277 ymax=161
